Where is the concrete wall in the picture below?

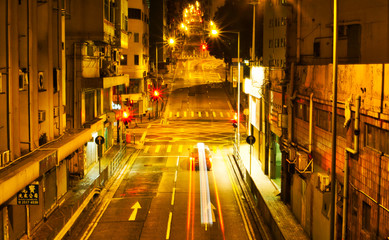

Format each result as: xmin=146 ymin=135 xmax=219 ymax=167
xmin=291 ymin=63 xmax=389 ymax=238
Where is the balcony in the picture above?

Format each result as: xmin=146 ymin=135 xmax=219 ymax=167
xmin=82 ymin=74 xmax=129 ymax=89
xmin=115 ymin=29 xmax=129 ymax=49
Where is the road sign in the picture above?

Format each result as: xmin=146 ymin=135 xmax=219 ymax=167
xmin=17 ymin=184 xmax=39 ymax=205
xmin=95 ymin=136 xmax=105 ymax=145
xmin=246 ymin=135 xmax=256 ymax=145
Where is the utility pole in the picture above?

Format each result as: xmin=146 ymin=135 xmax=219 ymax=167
xmin=330 ymin=0 xmax=338 ymax=239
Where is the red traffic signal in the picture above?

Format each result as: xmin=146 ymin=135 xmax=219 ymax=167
xmin=232 ymin=112 xmax=238 ymax=128
xmin=150 ymin=87 xmax=162 ymax=101
xmin=121 ymin=108 xmax=134 ymax=126
xmin=201 ymin=43 xmax=207 ymax=51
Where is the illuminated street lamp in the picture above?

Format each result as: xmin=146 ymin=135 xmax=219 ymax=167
xmin=210 ymin=27 xmax=241 ymax=153
xmin=168 ymin=37 xmax=175 ymax=46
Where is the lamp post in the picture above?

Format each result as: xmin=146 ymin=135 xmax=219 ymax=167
xmin=210 ymin=29 xmax=240 ymax=153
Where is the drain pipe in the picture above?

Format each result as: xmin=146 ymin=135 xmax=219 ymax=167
xmin=309 ymin=92 xmax=313 ymax=152
xmin=6 ymin=0 xmax=11 ymax=154
xmin=342 ymin=95 xmax=361 ymax=240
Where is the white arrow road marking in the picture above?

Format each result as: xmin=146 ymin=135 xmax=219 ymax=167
xmin=129 ymin=202 xmax=141 ymax=221
xmin=211 ymin=203 xmax=216 ymax=222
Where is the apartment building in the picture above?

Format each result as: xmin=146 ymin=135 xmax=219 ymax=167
xmin=0 ymin=0 xmax=130 ymax=239
xmin=252 ymin=0 xmax=389 ymax=239
xmin=120 ymin=0 xmax=150 ymax=117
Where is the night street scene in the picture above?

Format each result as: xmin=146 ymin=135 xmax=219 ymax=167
xmin=0 ymin=0 xmax=389 ymax=239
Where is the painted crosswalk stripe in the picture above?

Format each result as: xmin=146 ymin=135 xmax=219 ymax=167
xmin=191 ymin=111 xmax=194 ymax=117
xmin=144 ymin=146 xmax=150 ymax=153
xmin=213 ymin=111 xmax=216 ymax=117
xmin=220 ymin=112 xmax=224 ymax=117
xmin=184 ymin=111 xmax=187 ymax=117
xmin=155 ymin=145 xmax=161 ymax=153
xmin=178 ymin=145 xmax=183 ymax=153
xmin=167 ymin=145 xmax=172 ymax=153
xmin=198 ymin=112 xmax=201 ymax=117
xmin=205 ymin=111 xmax=209 ymax=117
xmin=169 ymin=112 xmax=172 ymax=118
xmin=227 ymin=112 xmax=231 ymax=118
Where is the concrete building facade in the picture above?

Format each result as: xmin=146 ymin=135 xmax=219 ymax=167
xmin=246 ymin=0 xmax=389 ymax=239
xmin=0 ymin=0 xmax=131 ymax=239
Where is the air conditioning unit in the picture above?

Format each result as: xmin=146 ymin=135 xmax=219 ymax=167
xmin=53 ymin=106 xmax=59 ymax=117
xmin=296 ymin=151 xmax=309 ymax=171
xmin=0 ymin=150 xmax=10 ymax=167
xmin=288 ymin=148 xmax=296 ymax=162
xmin=19 ymin=70 xmax=28 ymax=90
xmin=318 ymin=173 xmax=330 ymax=192
xmin=38 ymin=110 xmax=46 ymax=123
xmin=38 ymin=71 xmax=44 ymax=90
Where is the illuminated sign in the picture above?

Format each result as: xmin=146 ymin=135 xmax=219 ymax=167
xmin=112 ymin=102 xmax=121 ymax=110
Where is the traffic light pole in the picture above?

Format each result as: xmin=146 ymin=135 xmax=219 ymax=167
xmin=117 ymin=88 xmax=120 ymax=143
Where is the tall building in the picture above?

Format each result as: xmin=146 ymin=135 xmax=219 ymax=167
xmin=0 ymin=0 xmax=130 ymax=238
xmin=256 ymin=0 xmax=389 ymax=239
xmin=0 ymin=0 xmax=68 ymax=238
xmin=120 ymin=0 xmax=151 ymax=117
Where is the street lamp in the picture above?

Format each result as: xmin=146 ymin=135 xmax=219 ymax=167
xmin=210 ymin=29 xmax=241 ymax=154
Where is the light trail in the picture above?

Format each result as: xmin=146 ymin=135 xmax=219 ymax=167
xmin=211 ymin=170 xmax=226 ymax=239
xmin=198 ymin=143 xmax=213 ymax=227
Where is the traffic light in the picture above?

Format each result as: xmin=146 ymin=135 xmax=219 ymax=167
xmin=121 ymin=108 xmax=133 ymax=126
xmin=232 ymin=113 xmax=238 ymax=128
xmin=150 ymin=87 xmax=162 ymax=101
xmin=201 ymin=43 xmax=207 ymax=51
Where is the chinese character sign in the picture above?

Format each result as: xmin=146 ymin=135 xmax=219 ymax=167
xmin=17 ymin=184 xmax=39 ymax=205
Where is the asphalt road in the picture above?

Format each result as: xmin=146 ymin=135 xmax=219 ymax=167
xmin=66 ymin=58 xmax=259 ymax=240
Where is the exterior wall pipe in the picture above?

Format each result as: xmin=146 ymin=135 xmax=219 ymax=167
xmin=6 ymin=0 xmax=11 ymax=156
xmin=27 ymin=0 xmax=32 ymax=151
xmin=342 ymin=95 xmax=361 ymax=240
xmin=296 ymin=0 xmax=301 ymax=63
xmin=309 ymin=92 xmax=313 ymax=152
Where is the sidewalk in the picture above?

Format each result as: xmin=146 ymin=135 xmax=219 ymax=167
xmin=30 ymin=144 xmax=136 ymax=240
xmin=233 ymin=142 xmax=309 ymax=240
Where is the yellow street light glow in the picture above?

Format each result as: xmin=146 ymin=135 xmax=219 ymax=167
xmin=168 ymin=38 xmax=175 ymax=45
xmin=181 ymin=23 xmax=185 ymax=29
xmin=210 ymin=21 xmax=214 ymax=26
xmin=211 ymin=29 xmax=218 ymax=36
xmin=185 ymin=26 xmax=188 ymax=31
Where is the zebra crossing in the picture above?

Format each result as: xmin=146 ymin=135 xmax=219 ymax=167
xmin=142 ymin=144 xmax=226 ymax=155
xmin=165 ymin=110 xmax=233 ymax=120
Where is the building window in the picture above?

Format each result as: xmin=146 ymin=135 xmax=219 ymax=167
xmin=128 ymin=8 xmax=141 ymax=20
xmin=336 ymin=115 xmax=347 ymax=138
xmin=85 ymin=91 xmax=95 ymax=122
xmin=269 ymin=19 xmax=273 ymax=28
xmin=269 ymin=40 xmax=273 ymax=48
xmin=314 ymin=41 xmax=320 ymax=57
xmin=275 ymin=39 xmax=279 ymax=48
xmin=280 ymin=38 xmax=285 ymax=47
xmin=316 ymin=109 xmax=331 ymax=132
xmin=362 ymin=201 xmax=371 ymax=231
xmin=104 ymin=0 xmax=109 ymax=20
xmin=134 ymin=33 xmax=139 ymax=43
xmin=134 ymin=55 xmax=139 ymax=65
xmin=120 ymin=54 xmax=127 ymax=65
xmin=365 ymin=124 xmax=389 ymax=154
xmin=296 ymin=102 xmax=309 ymax=121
